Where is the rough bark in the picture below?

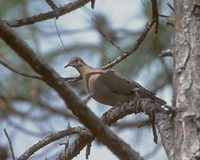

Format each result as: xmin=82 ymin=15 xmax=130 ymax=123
xmin=173 ymin=0 xmax=200 ymax=159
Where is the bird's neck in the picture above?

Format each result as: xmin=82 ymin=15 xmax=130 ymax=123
xmin=78 ymin=65 xmax=95 ymax=76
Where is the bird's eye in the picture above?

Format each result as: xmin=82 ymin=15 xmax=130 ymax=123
xmin=77 ymin=60 xmax=82 ymax=65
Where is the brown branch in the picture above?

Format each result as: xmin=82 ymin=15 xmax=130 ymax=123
xmin=61 ymin=98 xmax=173 ymax=159
xmin=0 ymin=20 xmax=143 ymax=160
xmin=18 ymin=127 xmax=86 ymax=160
xmin=5 ymin=0 xmax=91 ymax=27
xmin=4 ymin=129 xmax=15 ymax=160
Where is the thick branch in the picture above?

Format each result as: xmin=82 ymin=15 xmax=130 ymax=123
xmin=0 ymin=20 xmax=143 ymax=160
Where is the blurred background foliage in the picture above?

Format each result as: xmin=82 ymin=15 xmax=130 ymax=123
xmin=0 ymin=0 xmax=173 ymax=159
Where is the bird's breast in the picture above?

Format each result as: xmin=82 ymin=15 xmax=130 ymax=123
xmin=84 ymin=73 xmax=131 ymax=106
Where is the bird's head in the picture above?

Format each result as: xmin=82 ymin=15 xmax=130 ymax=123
xmin=64 ymin=57 xmax=85 ymax=69
xmin=64 ymin=57 xmax=93 ymax=75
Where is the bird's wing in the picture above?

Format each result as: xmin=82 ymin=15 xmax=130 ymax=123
xmin=101 ymin=70 xmax=155 ymax=95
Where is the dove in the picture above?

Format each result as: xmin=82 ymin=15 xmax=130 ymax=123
xmin=65 ymin=57 xmax=166 ymax=106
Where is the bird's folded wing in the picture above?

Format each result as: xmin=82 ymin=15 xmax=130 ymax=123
xmin=101 ymin=70 xmax=154 ymax=96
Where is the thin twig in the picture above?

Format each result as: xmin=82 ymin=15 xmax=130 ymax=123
xmin=101 ymin=19 xmax=155 ymax=69
xmin=4 ymin=128 xmax=15 ymax=160
xmin=167 ymin=2 xmax=175 ymax=12
xmin=0 ymin=57 xmax=43 ymax=80
xmin=92 ymin=18 xmax=128 ymax=54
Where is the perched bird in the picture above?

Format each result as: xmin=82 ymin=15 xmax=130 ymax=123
xmin=65 ymin=57 xmax=166 ymax=106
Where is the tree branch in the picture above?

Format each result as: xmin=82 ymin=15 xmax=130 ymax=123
xmin=18 ymin=127 xmax=87 ymax=160
xmin=101 ymin=19 xmax=155 ymax=69
xmin=5 ymin=0 xmax=91 ymax=27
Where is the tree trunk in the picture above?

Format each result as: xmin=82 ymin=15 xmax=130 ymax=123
xmin=173 ymin=0 xmax=200 ymax=159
